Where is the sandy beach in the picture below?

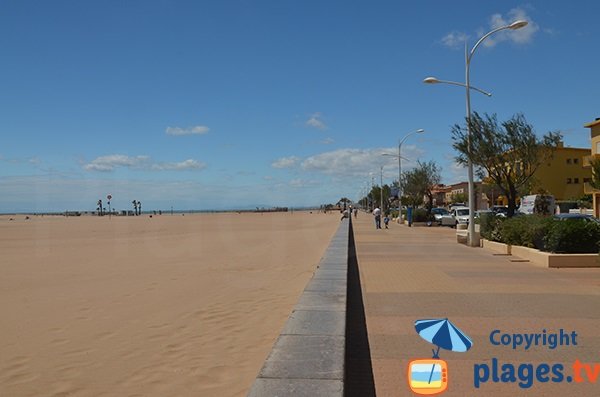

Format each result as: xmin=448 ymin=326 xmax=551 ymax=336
xmin=0 ymin=211 xmax=340 ymax=397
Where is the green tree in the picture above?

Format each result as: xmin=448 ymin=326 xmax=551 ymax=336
xmin=452 ymin=113 xmax=562 ymax=217
xmin=589 ymin=158 xmax=600 ymax=190
xmin=449 ymin=192 xmax=468 ymax=205
xmin=401 ymin=160 xmax=441 ymax=214
xmin=336 ymin=197 xmax=351 ymax=209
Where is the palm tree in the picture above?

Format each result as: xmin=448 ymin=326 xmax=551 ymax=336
xmin=97 ymin=199 xmax=103 ymax=216
xmin=336 ymin=197 xmax=351 ymax=210
xmin=137 ymin=201 xmax=142 ymax=215
xmin=132 ymin=200 xmax=138 ymax=216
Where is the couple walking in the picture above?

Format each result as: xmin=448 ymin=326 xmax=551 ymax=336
xmin=372 ymin=207 xmax=389 ymax=229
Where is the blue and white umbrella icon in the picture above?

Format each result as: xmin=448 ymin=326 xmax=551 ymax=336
xmin=415 ymin=318 xmax=473 ymax=357
xmin=414 ymin=318 xmax=473 ymax=384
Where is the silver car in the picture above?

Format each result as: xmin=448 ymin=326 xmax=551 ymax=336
xmin=440 ymin=207 xmax=470 ymax=226
xmin=431 ymin=207 xmax=450 ymax=225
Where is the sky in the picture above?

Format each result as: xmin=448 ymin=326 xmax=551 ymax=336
xmin=1 ymin=1 xmax=599 ymax=212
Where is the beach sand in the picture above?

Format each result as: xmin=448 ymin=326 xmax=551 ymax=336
xmin=0 ymin=211 xmax=339 ymax=396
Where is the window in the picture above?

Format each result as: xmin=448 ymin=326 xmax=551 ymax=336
xmin=584 ymin=178 xmax=592 ymax=183
xmin=566 ymin=178 xmax=572 ymax=184
xmin=566 ymin=158 xmax=572 ymax=164
xmin=574 ymin=178 xmax=579 ymax=184
xmin=574 ymin=158 xmax=579 ymax=164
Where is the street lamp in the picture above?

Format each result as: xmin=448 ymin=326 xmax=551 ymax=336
xmin=382 ymin=129 xmax=424 ymax=223
xmin=385 ymin=129 xmax=425 ymax=204
xmin=424 ymin=19 xmax=527 ymax=247
xmin=380 ymin=165 xmax=384 ymax=214
xmin=423 ymin=77 xmax=492 ymax=97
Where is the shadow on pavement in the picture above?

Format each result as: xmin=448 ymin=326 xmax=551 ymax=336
xmin=344 ymin=217 xmax=376 ymax=397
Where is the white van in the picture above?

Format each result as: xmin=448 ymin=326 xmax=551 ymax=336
xmin=518 ymin=195 xmax=556 ymax=215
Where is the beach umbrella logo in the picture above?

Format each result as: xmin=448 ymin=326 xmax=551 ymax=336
xmin=407 ymin=318 xmax=473 ymax=395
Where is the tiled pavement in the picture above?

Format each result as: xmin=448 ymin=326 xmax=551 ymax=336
xmin=351 ymin=213 xmax=600 ymax=396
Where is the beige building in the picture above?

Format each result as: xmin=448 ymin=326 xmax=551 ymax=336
xmin=583 ymin=118 xmax=600 ymax=217
xmin=442 ymin=181 xmax=488 ymax=210
xmin=487 ymin=142 xmax=591 ymax=206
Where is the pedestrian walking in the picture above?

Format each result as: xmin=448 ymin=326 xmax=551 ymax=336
xmin=384 ymin=215 xmax=390 ymax=229
xmin=373 ymin=207 xmax=381 ymax=229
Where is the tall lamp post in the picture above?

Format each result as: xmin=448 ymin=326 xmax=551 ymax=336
xmin=424 ymin=19 xmax=528 ymax=247
xmin=380 ymin=165 xmax=384 ymax=214
xmin=383 ymin=129 xmax=424 ymax=214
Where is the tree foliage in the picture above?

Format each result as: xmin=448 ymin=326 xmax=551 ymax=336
xmin=401 ymin=160 xmax=441 ymax=213
xmin=361 ymin=185 xmax=392 ymax=212
xmin=589 ymin=158 xmax=600 ymax=191
xmin=452 ymin=112 xmax=562 ymax=217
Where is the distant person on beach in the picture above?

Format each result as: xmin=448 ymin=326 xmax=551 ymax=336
xmin=373 ymin=207 xmax=381 ymax=229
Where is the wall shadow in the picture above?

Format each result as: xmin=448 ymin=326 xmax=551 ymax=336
xmin=344 ymin=217 xmax=376 ymax=396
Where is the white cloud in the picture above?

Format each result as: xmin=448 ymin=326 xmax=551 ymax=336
xmin=442 ymin=7 xmax=538 ymax=49
xmin=166 ymin=125 xmax=210 ymax=136
xmin=481 ymin=8 xmax=539 ymax=48
xmin=84 ymin=155 xmax=150 ymax=171
xmin=320 ymin=137 xmax=335 ymax=145
xmin=301 ymin=146 xmax=424 ymax=178
xmin=271 ymin=156 xmax=300 ymax=169
xmin=448 ymin=161 xmax=468 ymax=184
xmin=83 ymin=154 xmax=205 ymax=172
xmin=441 ymin=31 xmax=469 ymax=48
xmin=306 ymin=113 xmax=327 ymax=130
xmin=152 ymin=159 xmax=206 ymax=171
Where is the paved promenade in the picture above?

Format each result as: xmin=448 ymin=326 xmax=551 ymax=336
xmin=351 ymin=212 xmax=600 ymax=396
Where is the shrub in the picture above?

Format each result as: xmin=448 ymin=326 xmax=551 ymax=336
xmin=543 ymin=220 xmax=600 ymax=253
xmin=412 ymin=208 xmax=433 ymax=222
xmin=480 ymin=213 xmax=504 ymax=242
xmin=497 ymin=215 xmax=552 ymax=249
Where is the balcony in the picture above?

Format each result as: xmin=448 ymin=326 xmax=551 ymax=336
xmin=583 ymin=154 xmax=600 ymax=168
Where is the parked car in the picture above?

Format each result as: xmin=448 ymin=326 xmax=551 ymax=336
xmin=475 ymin=209 xmax=494 ymax=219
xmin=553 ymin=213 xmax=600 ymax=224
xmin=431 ymin=207 xmax=450 ymax=225
xmin=440 ymin=206 xmax=470 ymax=227
xmin=491 ymin=206 xmax=509 ymax=217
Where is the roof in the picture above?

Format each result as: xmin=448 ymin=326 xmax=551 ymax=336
xmin=584 ymin=119 xmax=600 ymax=128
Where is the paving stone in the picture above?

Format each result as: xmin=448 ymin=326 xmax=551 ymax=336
xmin=282 ymin=310 xmax=346 ymax=336
xmin=304 ymin=279 xmax=346 ymax=294
xmin=295 ymin=291 xmax=346 ymax=311
xmin=259 ymin=335 xmax=345 ymax=380
xmin=313 ymin=269 xmax=347 ymax=280
xmin=247 ymin=378 xmax=343 ymax=397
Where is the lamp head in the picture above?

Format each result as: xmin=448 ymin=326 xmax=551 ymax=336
xmin=416 ymin=129 xmax=425 ymax=133
xmin=509 ymin=20 xmax=528 ymax=30
xmin=423 ymin=77 xmax=439 ymax=84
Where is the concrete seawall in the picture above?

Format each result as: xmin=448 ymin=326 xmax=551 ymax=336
xmin=247 ymin=217 xmax=352 ymax=396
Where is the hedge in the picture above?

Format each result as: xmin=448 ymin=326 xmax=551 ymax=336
xmin=483 ymin=214 xmax=600 ymax=254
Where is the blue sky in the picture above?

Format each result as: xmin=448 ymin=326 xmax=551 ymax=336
xmin=1 ymin=1 xmax=599 ymax=212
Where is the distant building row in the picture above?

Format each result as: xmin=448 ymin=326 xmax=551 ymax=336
xmin=430 ymin=117 xmax=600 ymax=212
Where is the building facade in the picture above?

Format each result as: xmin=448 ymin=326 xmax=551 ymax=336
xmin=491 ymin=142 xmax=591 ymax=206
xmin=583 ymin=118 xmax=600 ymax=217
xmin=530 ymin=142 xmax=591 ymax=200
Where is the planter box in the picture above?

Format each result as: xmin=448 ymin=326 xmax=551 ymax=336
xmin=481 ymin=239 xmax=511 ymax=255
xmin=511 ymin=245 xmax=600 ymax=268
xmin=481 ymin=239 xmax=599 ymax=268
